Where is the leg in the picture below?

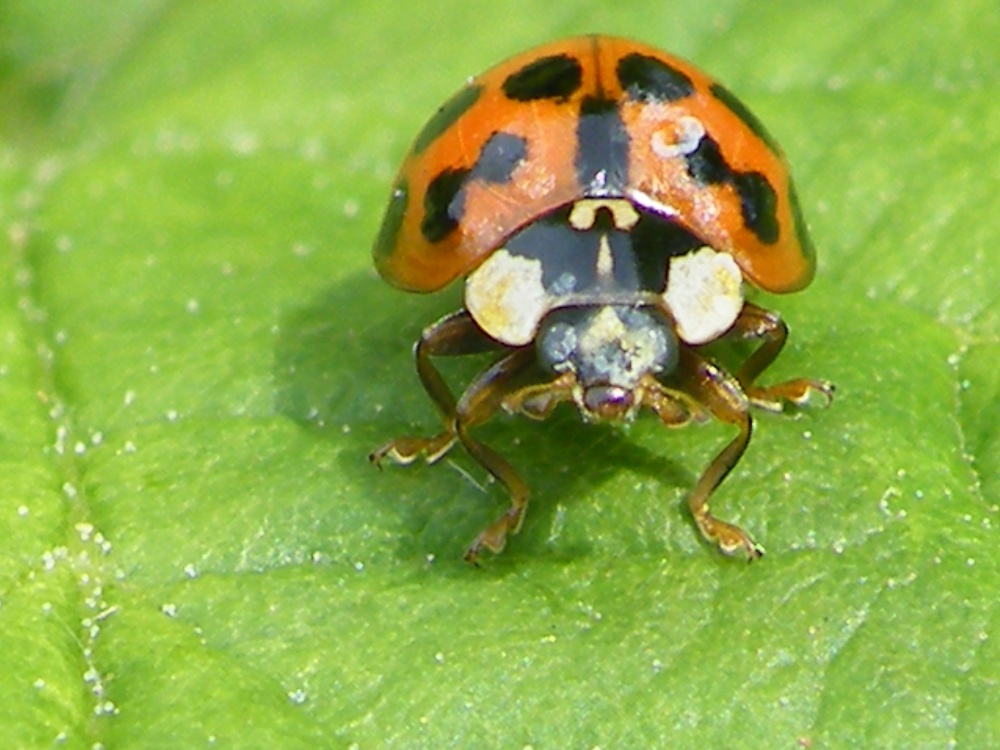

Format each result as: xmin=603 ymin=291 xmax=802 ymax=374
xmin=370 ymin=308 xmax=542 ymax=562
xmin=370 ymin=310 xmax=502 ymax=467
xmin=674 ymin=349 xmax=763 ymax=559
xmin=500 ymin=373 xmax=575 ymax=420
xmin=729 ymin=302 xmax=834 ymax=411
xmin=639 ymin=375 xmax=710 ymax=427
xmin=457 ymin=347 xmax=584 ymax=563
xmin=457 ymin=353 xmax=556 ymax=563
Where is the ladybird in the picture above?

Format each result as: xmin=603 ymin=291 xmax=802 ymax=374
xmin=370 ymin=35 xmax=833 ymax=563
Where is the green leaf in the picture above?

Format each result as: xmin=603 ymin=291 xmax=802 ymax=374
xmin=1 ymin=1 xmax=997 ymax=747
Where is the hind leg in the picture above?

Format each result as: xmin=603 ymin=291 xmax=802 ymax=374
xmin=370 ymin=310 xmax=501 ymax=467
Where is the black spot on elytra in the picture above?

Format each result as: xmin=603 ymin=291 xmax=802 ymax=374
xmin=685 ymin=133 xmax=781 ymax=245
xmin=373 ymin=180 xmax=409 ymax=259
xmin=421 ymin=168 xmax=469 ymax=243
xmin=709 ymin=82 xmax=780 ymax=154
xmin=412 ymin=84 xmax=483 ymax=155
xmin=685 ymin=134 xmax=730 ymax=185
xmin=419 ymin=133 xmax=528 ymax=244
xmin=617 ymin=53 xmax=694 ymax=102
xmin=503 ymin=54 xmax=583 ymax=101
xmin=733 ymin=172 xmax=779 ymax=244
xmin=471 ymin=132 xmax=527 ymax=183
xmin=575 ymin=95 xmax=629 ymax=193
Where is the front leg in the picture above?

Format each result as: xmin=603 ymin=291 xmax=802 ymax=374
xmin=451 ymin=347 xmax=541 ymax=563
xmin=370 ymin=308 xmax=541 ymax=563
xmin=370 ymin=310 xmax=501 ymax=467
xmin=729 ymin=302 xmax=834 ymax=412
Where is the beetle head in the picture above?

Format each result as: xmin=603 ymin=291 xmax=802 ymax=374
xmin=536 ymin=304 xmax=678 ymax=421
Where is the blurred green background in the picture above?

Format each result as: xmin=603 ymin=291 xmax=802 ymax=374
xmin=0 ymin=1 xmax=997 ymax=747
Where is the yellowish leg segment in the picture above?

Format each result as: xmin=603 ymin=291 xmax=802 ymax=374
xmin=730 ymin=302 xmax=834 ymax=411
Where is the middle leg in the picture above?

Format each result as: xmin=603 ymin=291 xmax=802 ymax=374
xmin=728 ymin=302 xmax=834 ymax=412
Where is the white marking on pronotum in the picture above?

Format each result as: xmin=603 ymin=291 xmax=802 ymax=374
xmin=568 ymin=198 xmax=640 ymax=231
xmin=596 ymin=235 xmax=614 ymax=280
xmin=663 ymin=246 xmax=744 ymax=344
xmin=465 ymin=248 xmax=549 ymax=346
